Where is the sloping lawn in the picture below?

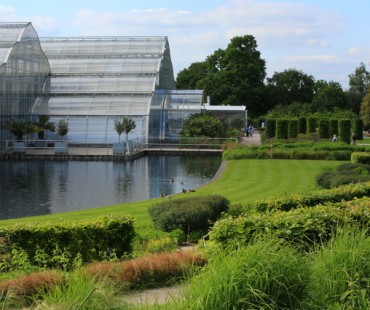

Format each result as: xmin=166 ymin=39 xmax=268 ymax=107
xmin=0 ymin=159 xmax=342 ymax=233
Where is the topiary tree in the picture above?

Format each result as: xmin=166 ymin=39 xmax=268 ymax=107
xmin=319 ymin=119 xmax=330 ymax=139
xmin=298 ymin=117 xmax=307 ymax=134
xmin=148 ymin=195 xmax=230 ymax=236
xmin=265 ymin=118 xmax=276 ymax=139
xmin=307 ymin=117 xmax=317 ymax=133
xmin=276 ymin=119 xmax=288 ymax=139
xmin=353 ymin=118 xmax=364 ymax=140
xmin=288 ymin=119 xmax=299 ymax=139
xmin=329 ymin=119 xmax=339 ymax=137
xmin=338 ymin=119 xmax=351 ymax=144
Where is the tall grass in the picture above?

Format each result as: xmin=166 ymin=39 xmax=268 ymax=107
xmin=31 ymin=270 xmax=127 ymax=309
xmin=305 ymin=227 xmax=370 ymax=309
xmin=173 ymin=238 xmax=308 ymax=309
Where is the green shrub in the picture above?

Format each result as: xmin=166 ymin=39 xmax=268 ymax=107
xmin=209 ymin=197 xmax=370 ymax=250
xmin=178 ymin=238 xmax=307 ymax=309
xmin=307 ymin=117 xmax=317 ymax=133
xmin=306 ymin=227 xmax=370 ymax=308
xmin=316 ymin=163 xmax=370 ymax=188
xmin=339 ymin=119 xmax=351 ymax=144
xmin=276 ymin=119 xmax=288 ymax=139
xmin=288 ymin=119 xmax=299 ymax=139
xmin=319 ymin=118 xmax=330 ymax=139
xmin=265 ymin=118 xmax=276 ymax=139
xmin=353 ymin=118 xmax=364 ymax=140
xmin=0 ymin=215 xmax=134 ymax=269
xmin=148 ymin=195 xmax=230 ymax=235
xmin=253 ymin=181 xmax=370 ymax=213
xmin=351 ymin=152 xmax=370 ymax=164
xmin=298 ymin=117 xmax=307 ymax=134
xmin=329 ymin=118 xmax=338 ymax=137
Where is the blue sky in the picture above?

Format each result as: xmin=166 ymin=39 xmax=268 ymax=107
xmin=0 ymin=0 xmax=369 ymax=89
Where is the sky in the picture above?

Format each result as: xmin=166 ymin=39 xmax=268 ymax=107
xmin=0 ymin=0 xmax=369 ymax=90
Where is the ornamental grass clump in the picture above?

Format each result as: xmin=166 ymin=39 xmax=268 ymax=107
xmin=176 ymin=237 xmax=308 ymax=309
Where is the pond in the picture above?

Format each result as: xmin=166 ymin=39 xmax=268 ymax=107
xmin=0 ymin=155 xmax=221 ymax=220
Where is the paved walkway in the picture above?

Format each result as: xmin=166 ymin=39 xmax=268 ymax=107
xmin=241 ymin=130 xmax=262 ymax=145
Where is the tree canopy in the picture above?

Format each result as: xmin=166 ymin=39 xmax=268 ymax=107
xmin=176 ymin=35 xmax=266 ymax=117
xmin=312 ymin=80 xmax=346 ymax=111
xmin=360 ymin=89 xmax=370 ymax=128
xmin=347 ymin=62 xmax=370 ymax=114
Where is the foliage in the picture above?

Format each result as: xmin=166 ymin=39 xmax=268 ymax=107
xmin=312 ymin=80 xmax=346 ymax=111
xmin=180 ymin=112 xmax=226 ymax=138
xmin=83 ymin=251 xmax=207 ymax=289
xmin=307 ymin=117 xmax=317 ymax=133
xmin=329 ymin=118 xmax=339 ymax=136
xmin=177 ymin=238 xmax=307 ymax=309
xmin=298 ymin=117 xmax=307 ymax=134
xmin=353 ymin=118 xmax=364 ymax=140
xmin=319 ymin=118 xmax=330 ymax=139
xmin=114 ymin=116 xmax=136 ymax=142
xmin=306 ymin=228 xmax=370 ymax=309
xmin=266 ymin=68 xmax=315 ymax=106
xmin=148 ymin=195 xmax=230 ymax=235
xmin=339 ymin=119 xmax=351 ymax=144
xmin=56 ymin=119 xmax=68 ymax=137
xmin=252 ymin=181 xmax=370 ymax=213
xmin=348 ymin=62 xmax=370 ymax=114
xmin=316 ymin=162 xmax=370 ymax=189
xmin=3 ymin=119 xmax=34 ymax=141
xmin=0 ymin=215 xmax=135 ymax=270
xmin=34 ymin=115 xmax=55 ymax=139
xmin=351 ymin=152 xmax=370 ymax=164
xmin=265 ymin=118 xmax=276 ymax=139
xmin=276 ymin=119 xmax=288 ymax=139
xmin=360 ymin=90 xmax=370 ymax=128
xmin=175 ymin=61 xmax=207 ymax=89
xmin=196 ymin=35 xmax=266 ymax=116
xmin=288 ymin=119 xmax=299 ymax=139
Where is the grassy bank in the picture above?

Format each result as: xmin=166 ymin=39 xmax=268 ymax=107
xmin=0 ymin=159 xmax=342 ymax=233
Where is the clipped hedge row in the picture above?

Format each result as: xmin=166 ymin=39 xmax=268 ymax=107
xmin=209 ymin=197 xmax=370 ymax=249
xmin=351 ymin=152 xmax=370 ymax=164
xmin=0 ymin=215 xmax=135 ymax=269
xmin=253 ymin=181 xmax=370 ymax=213
xmin=148 ymin=195 xmax=230 ymax=235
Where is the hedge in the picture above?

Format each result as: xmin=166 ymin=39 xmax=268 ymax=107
xmin=298 ymin=117 xmax=307 ymax=134
xmin=351 ymin=152 xmax=370 ymax=164
xmin=338 ymin=119 xmax=351 ymax=144
xmin=209 ymin=197 xmax=370 ymax=250
xmin=319 ymin=119 xmax=330 ymax=139
xmin=288 ymin=119 xmax=299 ymax=139
xmin=353 ymin=118 xmax=364 ymax=140
xmin=0 ymin=215 xmax=135 ymax=269
xmin=265 ymin=118 xmax=276 ymax=139
xmin=307 ymin=117 xmax=317 ymax=133
xmin=329 ymin=119 xmax=338 ymax=137
xmin=276 ymin=119 xmax=288 ymax=139
xmin=148 ymin=195 xmax=230 ymax=235
xmin=252 ymin=181 xmax=370 ymax=213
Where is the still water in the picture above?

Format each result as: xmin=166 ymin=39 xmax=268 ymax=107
xmin=0 ymin=155 xmax=221 ymax=220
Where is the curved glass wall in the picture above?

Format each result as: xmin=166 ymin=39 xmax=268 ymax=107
xmin=0 ymin=23 xmax=50 ymax=143
xmin=36 ymin=36 xmax=175 ymax=143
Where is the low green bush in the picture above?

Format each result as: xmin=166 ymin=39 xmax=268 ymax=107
xmin=351 ymin=152 xmax=370 ymax=164
xmin=316 ymin=163 xmax=370 ymax=189
xmin=0 ymin=215 xmax=134 ymax=270
xmin=253 ymin=181 xmax=370 ymax=213
xmin=148 ymin=195 xmax=230 ymax=235
xmin=209 ymin=197 xmax=370 ymax=250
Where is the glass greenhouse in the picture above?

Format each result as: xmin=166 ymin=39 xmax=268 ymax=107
xmin=0 ymin=22 xmax=245 ymax=147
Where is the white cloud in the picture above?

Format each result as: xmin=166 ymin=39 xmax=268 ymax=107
xmin=32 ymin=16 xmax=60 ymax=36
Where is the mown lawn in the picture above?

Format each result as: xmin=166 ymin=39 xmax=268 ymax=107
xmin=0 ymin=159 xmax=342 ymax=234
